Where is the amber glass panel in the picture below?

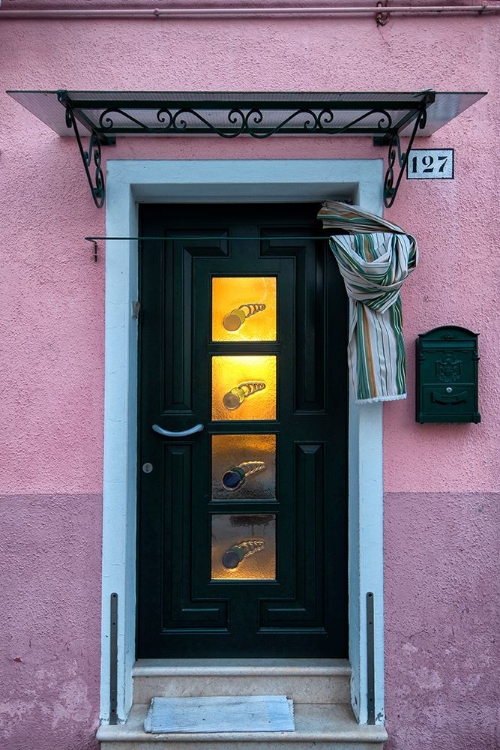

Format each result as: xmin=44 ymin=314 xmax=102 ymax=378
xmin=212 ymin=355 xmax=277 ymax=421
xmin=212 ymin=434 xmax=276 ymax=500
xmin=212 ymin=277 xmax=277 ymax=342
xmin=211 ymin=514 xmax=276 ymax=580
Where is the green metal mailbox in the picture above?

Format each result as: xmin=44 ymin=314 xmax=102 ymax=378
xmin=416 ymin=326 xmax=480 ymax=424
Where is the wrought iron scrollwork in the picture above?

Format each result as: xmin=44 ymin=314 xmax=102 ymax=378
xmin=383 ymin=104 xmax=428 ymax=208
xmin=58 ymin=91 xmax=106 ymax=208
xmin=96 ymin=105 xmax=393 ymax=139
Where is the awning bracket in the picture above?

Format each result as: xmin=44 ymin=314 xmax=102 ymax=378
xmin=378 ymin=100 xmax=429 ymax=208
xmin=57 ymin=90 xmax=115 ymax=209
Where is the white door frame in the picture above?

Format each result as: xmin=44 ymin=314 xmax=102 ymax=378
xmin=100 ymin=158 xmax=385 ymax=726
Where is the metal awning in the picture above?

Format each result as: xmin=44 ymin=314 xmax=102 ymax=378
xmin=7 ymin=89 xmax=486 ymax=208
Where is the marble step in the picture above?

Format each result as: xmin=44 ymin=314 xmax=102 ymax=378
xmin=97 ymin=702 xmax=387 ymax=749
xmin=133 ymin=659 xmax=351 ymax=705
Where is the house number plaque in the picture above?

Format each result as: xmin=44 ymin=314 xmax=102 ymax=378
xmin=406 ymin=149 xmax=454 ymax=180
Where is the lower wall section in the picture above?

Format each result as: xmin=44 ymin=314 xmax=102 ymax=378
xmin=0 ymin=493 xmax=102 ymax=750
xmin=1 ymin=490 xmax=498 ymax=749
xmin=384 ymin=491 xmax=500 ymax=750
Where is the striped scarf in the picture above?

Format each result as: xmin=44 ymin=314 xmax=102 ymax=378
xmin=317 ymin=201 xmax=418 ymax=404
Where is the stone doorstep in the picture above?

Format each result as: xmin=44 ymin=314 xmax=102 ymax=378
xmin=132 ymin=659 xmax=352 ymax=705
xmin=133 ymin=658 xmax=352 ymax=675
xmin=97 ymin=703 xmax=388 ymax=749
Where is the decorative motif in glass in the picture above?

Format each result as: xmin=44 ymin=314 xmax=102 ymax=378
xmin=211 ymin=514 xmax=276 ymax=580
xmin=212 ymin=356 xmax=277 ymax=421
xmin=212 ymin=434 xmax=276 ymax=500
xmin=212 ymin=277 xmax=277 ymax=342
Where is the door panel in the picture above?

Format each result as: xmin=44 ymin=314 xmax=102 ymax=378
xmin=137 ymin=204 xmax=348 ymax=658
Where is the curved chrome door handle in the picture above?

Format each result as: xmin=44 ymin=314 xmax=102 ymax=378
xmin=152 ymin=423 xmax=204 ymax=437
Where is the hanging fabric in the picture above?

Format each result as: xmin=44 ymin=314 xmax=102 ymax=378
xmin=318 ymin=201 xmax=418 ymax=404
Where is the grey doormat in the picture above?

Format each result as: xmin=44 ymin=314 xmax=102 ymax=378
xmin=144 ymin=695 xmax=295 ymax=733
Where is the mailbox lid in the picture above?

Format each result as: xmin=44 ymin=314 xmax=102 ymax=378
xmin=418 ymin=325 xmax=479 ymax=353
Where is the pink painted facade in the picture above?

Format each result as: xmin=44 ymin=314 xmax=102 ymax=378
xmin=1 ymin=3 xmax=499 ymax=749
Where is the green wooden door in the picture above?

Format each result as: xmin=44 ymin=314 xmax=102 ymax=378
xmin=137 ymin=203 xmax=348 ymax=658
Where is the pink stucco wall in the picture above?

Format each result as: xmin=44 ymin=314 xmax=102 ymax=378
xmin=1 ymin=8 xmax=499 ymax=749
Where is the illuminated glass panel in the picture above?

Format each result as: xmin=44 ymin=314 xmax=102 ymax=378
xmin=212 ymin=277 xmax=277 ymax=342
xmin=212 ymin=434 xmax=276 ymax=500
xmin=211 ymin=514 xmax=276 ymax=580
xmin=212 ymin=355 xmax=277 ymax=421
